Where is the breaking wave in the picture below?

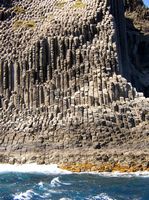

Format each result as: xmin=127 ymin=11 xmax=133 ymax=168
xmin=0 ymin=163 xmax=148 ymax=177
xmin=50 ymin=176 xmax=72 ymax=187
xmin=13 ymin=190 xmax=34 ymax=200
xmin=86 ymin=193 xmax=116 ymax=200
xmin=0 ymin=164 xmax=72 ymax=174
xmin=51 ymin=177 xmax=62 ymax=187
xmin=80 ymin=171 xmax=149 ymax=178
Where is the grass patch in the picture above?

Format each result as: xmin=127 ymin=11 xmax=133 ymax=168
xmin=72 ymin=0 xmax=86 ymax=9
xmin=47 ymin=13 xmax=54 ymax=21
xmin=13 ymin=20 xmax=24 ymax=28
xmin=13 ymin=20 xmax=36 ymax=29
xmin=24 ymin=20 xmax=36 ymax=28
xmin=56 ymin=1 xmax=66 ymax=8
xmin=13 ymin=6 xmax=25 ymax=14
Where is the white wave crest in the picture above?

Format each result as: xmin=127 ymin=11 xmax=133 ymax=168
xmin=38 ymin=181 xmax=44 ymax=189
xmin=51 ymin=177 xmax=61 ymax=187
xmin=87 ymin=193 xmax=116 ymax=200
xmin=48 ymin=189 xmax=62 ymax=194
xmin=98 ymin=193 xmax=116 ymax=200
xmin=62 ymin=181 xmax=72 ymax=186
xmin=50 ymin=176 xmax=72 ymax=187
xmin=0 ymin=163 xmax=148 ymax=177
xmin=97 ymin=171 xmax=149 ymax=178
xmin=13 ymin=189 xmax=34 ymax=200
xmin=0 ymin=164 xmax=72 ymax=174
xmin=82 ymin=171 xmax=149 ymax=178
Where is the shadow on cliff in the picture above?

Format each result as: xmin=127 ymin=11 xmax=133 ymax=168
xmin=0 ymin=0 xmax=12 ymax=7
xmin=125 ymin=17 xmax=149 ymax=97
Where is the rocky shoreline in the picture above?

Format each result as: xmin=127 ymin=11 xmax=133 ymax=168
xmin=59 ymin=152 xmax=149 ymax=173
xmin=0 ymin=149 xmax=148 ymax=173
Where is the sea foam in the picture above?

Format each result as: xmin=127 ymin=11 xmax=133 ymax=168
xmin=51 ymin=177 xmax=62 ymax=187
xmin=13 ymin=189 xmax=34 ymax=200
xmin=0 ymin=163 xmax=71 ymax=174
xmin=80 ymin=171 xmax=149 ymax=177
xmin=50 ymin=176 xmax=72 ymax=187
xmin=88 ymin=193 xmax=116 ymax=200
xmin=0 ymin=163 xmax=149 ymax=177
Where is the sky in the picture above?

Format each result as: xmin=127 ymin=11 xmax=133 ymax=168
xmin=143 ymin=0 xmax=149 ymax=7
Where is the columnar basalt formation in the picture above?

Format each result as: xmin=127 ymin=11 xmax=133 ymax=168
xmin=0 ymin=0 xmax=149 ymax=167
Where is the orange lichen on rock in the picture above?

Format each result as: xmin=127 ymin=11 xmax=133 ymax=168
xmin=59 ymin=162 xmax=149 ymax=173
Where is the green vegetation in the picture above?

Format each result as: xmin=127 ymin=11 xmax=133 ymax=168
xmin=56 ymin=1 xmax=66 ymax=9
xmin=126 ymin=7 xmax=149 ymax=34
xmin=13 ymin=6 xmax=25 ymax=14
xmin=13 ymin=20 xmax=24 ymax=28
xmin=72 ymin=0 xmax=86 ymax=9
xmin=24 ymin=20 xmax=36 ymax=28
xmin=13 ymin=20 xmax=36 ymax=29
xmin=47 ymin=13 xmax=54 ymax=21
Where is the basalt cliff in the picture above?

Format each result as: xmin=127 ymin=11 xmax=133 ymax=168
xmin=0 ymin=0 xmax=149 ymax=172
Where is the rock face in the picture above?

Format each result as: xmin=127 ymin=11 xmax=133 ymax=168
xmin=0 ymin=0 xmax=149 ymax=167
xmin=125 ymin=1 xmax=149 ymax=97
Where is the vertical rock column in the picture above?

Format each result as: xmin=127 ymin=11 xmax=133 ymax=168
xmin=110 ymin=0 xmax=130 ymax=80
xmin=39 ymin=39 xmax=48 ymax=83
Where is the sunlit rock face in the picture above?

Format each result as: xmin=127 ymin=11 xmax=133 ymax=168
xmin=0 ymin=0 xmax=148 ymax=164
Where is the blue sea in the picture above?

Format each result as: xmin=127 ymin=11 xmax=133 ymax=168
xmin=0 ymin=164 xmax=149 ymax=200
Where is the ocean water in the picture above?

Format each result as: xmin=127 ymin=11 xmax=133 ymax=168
xmin=0 ymin=164 xmax=149 ymax=200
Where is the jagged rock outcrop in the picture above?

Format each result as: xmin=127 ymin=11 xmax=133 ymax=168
xmin=0 ymin=0 xmax=148 ymax=166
